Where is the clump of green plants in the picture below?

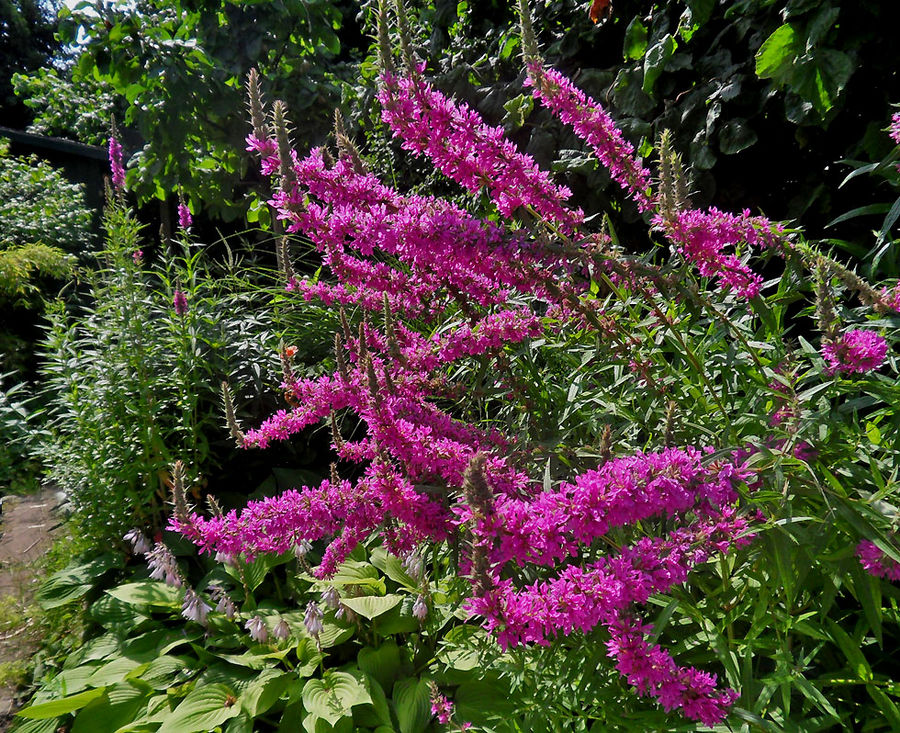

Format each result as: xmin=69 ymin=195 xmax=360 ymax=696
xmin=0 ymin=138 xmax=93 ymax=375
xmin=13 ymin=0 xmax=900 ymax=730
xmin=0 ymin=373 xmax=42 ymax=493
xmin=35 ymin=176 xmax=286 ymax=545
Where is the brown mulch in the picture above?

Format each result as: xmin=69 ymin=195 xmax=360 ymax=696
xmin=0 ymin=489 xmax=61 ymax=730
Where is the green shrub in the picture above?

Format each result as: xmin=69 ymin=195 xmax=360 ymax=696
xmin=36 ymin=199 xmax=281 ymax=545
xmin=0 ymin=138 xmax=94 ymax=257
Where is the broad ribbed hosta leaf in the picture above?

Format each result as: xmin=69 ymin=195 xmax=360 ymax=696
xmin=106 ymin=581 xmax=182 ymax=608
xmin=392 ymin=678 xmax=431 ymax=733
xmin=339 ymin=594 xmax=402 ymax=620
xmin=72 ymin=682 xmax=150 ymax=733
xmin=302 ymin=672 xmax=371 ymax=725
xmin=358 ymin=642 xmax=401 ymax=692
xmin=238 ymin=669 xmax=291 ymax=717
xmin=156 ymin=683 xmax=240 ymax=733
xmin=36 ymin=554 xmax=123 ymax=609
xmin=16 ymin=688 xmax=107 ymax=719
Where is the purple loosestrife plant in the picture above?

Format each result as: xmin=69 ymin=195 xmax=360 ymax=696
xmin=108 ymin=135 xmax=126 ymax=190
xmin=821 ymin=329 xmax=889 ymax=374
xmin=169 ymin=3 xmax=900 ymax=725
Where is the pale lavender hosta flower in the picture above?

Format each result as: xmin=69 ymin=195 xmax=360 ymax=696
xmin=215 ymin=551 xmax=237 ymax=566
xmin=246 ymin=615 xmax=268 ymax=643
xmin=402 ymin=552 xmax=424 ymax=581
xmin=123 ymin=528 xmax=151 ymax=555
xmin=216 ymin=596 xmax=236 ymax=620
xmin=321 ymin=586 xmax=340 ymax=609
xmin=413 ymin=594 xmax=428 ymax=622
xmin=294 ymin=540 xmax=312 ymax=558
xmin=146 ymin=543 xmax=182 ymax=587
xmin=304 ymin=601 xmax=324 ymax=638
xmin=181 ymin=588 xmax=211 ymax=626
xmin=273 ymin=618 xmax=292 ymax=641
xmin=208 ymin=584 xmax=237 ymax=620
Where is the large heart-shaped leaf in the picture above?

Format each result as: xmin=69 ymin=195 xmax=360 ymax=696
xmin=302 ymin=672 xmax=371 ymax=726
xmin=339 ymin=594 xmax=402 ymax=620
xmin=157 ymin=683 xmax=240 ymax=733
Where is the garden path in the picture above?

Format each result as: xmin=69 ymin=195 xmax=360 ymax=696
xmin=0 ymin=489 xmax=60 ymax=731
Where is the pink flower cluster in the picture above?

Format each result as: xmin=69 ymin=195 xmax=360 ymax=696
xmin=525 ymin=62 xmax=654 ymax=212
xmin=857 ymin=540 xmax=900 ymax=581
xmin=653 ymin=207 xmax=782 ymax=298
xmin=108 ymin=136 xmax=125 ymax=190
xmin=378 ymin=66 xmax=584 ymax=234
xmin=170 ymin=59 xmax=774 ymax=726
xmin=463 ymin=448 xmax=753 ymax=724
xmin=890 ymin=112 xmax=900 ymax=146
xmin=178 ymin=201 xmax=192 ymax=230
xmin=821 ymin=329 xmax=888 ymax=374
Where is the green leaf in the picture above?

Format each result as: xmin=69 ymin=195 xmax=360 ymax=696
xmin=369 ymin=548 xmax=417 ymax=589
xmin=794 ymin=675 xmax=839 ymax=720
xmin=17 ymin=688 xmax=107 ymax=719
xmin=392 ymin=678 xmax=431 ymax=733
xmin=107 ymin=582 xmax=183 ymax=608
xmin=302 ymin=672 xmax=371 ymax=726
xmin=867 ymin=686 xmax=900 ymax=729
xmin=686 ymin=0 xmax=714 ymax=26
xmin=719 ymin=118 xmax=758 ymax=154
xmin=502 ymin=94 xmax=534 ymax=130
xmin=339 ymin=594 xmax=402 ymax=620
xmin=37 ymin=554 xmax=123 ymax=609
xmin=825 ymin=619 xmax=872 ymax=681
xmin=72 ymin=682 xmax=150 ymax=733
xmin=358 ymin=643 xmax=401 ymax=692
xmin=157 ymin=683 xmax=241 ymax=733
xmin=455 ymin=680 xmax=516 ymax=721
xmin=623 ymin=18 xmax=648 ymax=61
xmin=755 ymin=24 xmax=801 ymax=82
xmin=642 ymin=34 xmax=677 ymax=95
xmin=239 ymin=671 xmax=292 ymax=717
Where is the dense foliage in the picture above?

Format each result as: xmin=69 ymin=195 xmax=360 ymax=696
xmin=35 ymin=197 xmax=282 ymax=542
xmin=0 ymin=138 xmax=94 ymax=378
xmin=56 ymin=0 xmax=363 ymax=219
xmin=11 ymin=68 xmax=118 ymax=146
xmin=0 ymin=0 xmax=61 ymax=127
xmin=6 ymin=1 xmax=900 ymax=731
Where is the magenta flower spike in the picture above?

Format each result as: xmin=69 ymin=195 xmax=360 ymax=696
xmin=108 ymin=135 xmax=126 ymax=190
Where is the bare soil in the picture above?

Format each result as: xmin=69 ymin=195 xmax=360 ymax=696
xmin=0 ymin=489 xmax=60 ymax=730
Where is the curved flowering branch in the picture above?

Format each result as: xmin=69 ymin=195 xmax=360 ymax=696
xmin=525 ymin=61 xmax=655 ymax=213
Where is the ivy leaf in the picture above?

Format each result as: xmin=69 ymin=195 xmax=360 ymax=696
xmin=503 ymin=94 xmax=534 ymax=130
xmin=755 ymin=24 xmax=801 ymax=83
xmin=719 ymin=118 xmax=758 ymax=154
xmin=622 ymin=18 xmax=648 ymax=61
xmin=642 ymin=34 xmax=677 ymax=95
xmin=686 ymin=0 xmax=714 ymax=27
